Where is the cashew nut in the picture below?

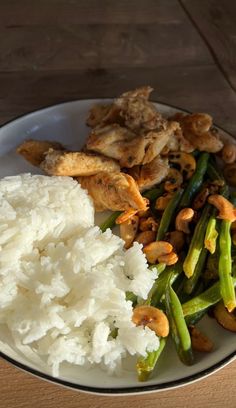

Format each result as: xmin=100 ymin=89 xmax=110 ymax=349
xmin=222 ymin=143 xmax=236 ymax=164
xmin=168 ymin=152 xmax=196 ymax=179
xmin=139 ymin=217 xmax=158 ymax=232
xmin=143 ymin=241 xmax=173 ymax=264
xmin=135 ymin=231 xmax=156 ymax=247
xmin=189 ymin=325 xmax=214 ymax=352
xmin=223 ymin=163 xmax=236 ymax=187
xmin=184 ymin=113 xmax=213 ymax=133
xmin=208 ymin=194 xmax=236 ymax=222
xmin=132 ymin=305 xmax=169 ymax=337
xmin=164 ymin=168 xmax=183 ymax=193
xmin=175 ymin=208 xmax=194 ymax=234
xmin=158 ymin=251 xmax=178 ymax=265
xmin=119 ymin=215 xmax=139 ymax=248
xmin=155 ymin=193 xmax=173 ymax=211
xmin=166 ymin=230 xmax=185 ymax=253
xmin=214 ymin=301 xmax=236 ymax=332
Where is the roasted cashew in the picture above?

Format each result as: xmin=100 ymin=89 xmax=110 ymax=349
xmin=158 ymin=251 xmax=178 ymax=265
xmin=120 ymin=215 xmax=139 ymax=248
xmin=132 ymin=305 xmax=169 ymax=337
xmin=189 ymin=326 xmax=214 ymax=352
xmin=168 ymin=152 xmax=196 ymax=179
xmin=164 ymin=168 xmax=183 ymax=193
xmin=143 ymin=241 xmax=173 ymax=264
xmin=214 ymin=301 xmax=236 ymax=332
xmin=184 ymin=113 xmax=212 ymax=133
xmin=155 ymin=193 xmax=173 ymax=211
xmin=221 ymin=143 xmax=236 ymax=164
xmin=166 ymin=230 xmax=185 ymax=253
xmin=135 ymin=231 xmax=156 ymax=247
xmin=208 ymin=194 xmax=236 ymax=222
xmin=175 ymin=208 xmax=194 ymax=234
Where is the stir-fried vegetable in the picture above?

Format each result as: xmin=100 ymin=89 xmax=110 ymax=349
xmin=98 ymin=134 xmax=236 ymax=382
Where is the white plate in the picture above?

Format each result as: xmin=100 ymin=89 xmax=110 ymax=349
xmin=0 ymin=99 xmax=235 ymax=395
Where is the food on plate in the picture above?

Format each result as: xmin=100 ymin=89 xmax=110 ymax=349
xmin=78 ymin=171 xmax=148 ymax=214
xmin=0 ymin=174 xmax=159 ymax=377
xmin=86 ymin=121 xmax=179 ymax=167
xmin=14 ymin=86 xmax=236 ymax=381
xmin=16 ymin=139 xmax=64 ymax=166
xmin=41 ymin=149 xmax=120 ymax=176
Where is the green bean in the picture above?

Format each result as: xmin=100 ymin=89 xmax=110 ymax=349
xmin=142 ymin=185 xmax=164 ymax=201
xmin=99 ymin=211 xmax=122 ymax=233
xmin=156 ymin=189 xmax=183 ymax=241
xmin=182 ymin=276 xmax=236 ymax=317
xmin=136 ymin=338 xmax=167 ymax=382
xmin=219 ymin=220 xmax=236 ymax=312
xmin=150 ymin=262 xmax=182 ymax=306
xmin=206 ymin=162 xmax=224 ymax=182
xmin=178 ymin=152 xmax=210 ymax=209
xmin=126 ymin=291 xmax=137 ymax=305
xmin=165 ymin=282 xmax=194 ymax=365
xmin=184 ymin=247 xmax=208 ymax=294
xmin=185 ymin=309 xmax=207 ymax=326
xmin=149 ymin=263 xmax=166 ymax=275
xmin=183 ymin=204 xmax=211 ymax=278
xmin=204 ymin=215 xmax=218 ymax=254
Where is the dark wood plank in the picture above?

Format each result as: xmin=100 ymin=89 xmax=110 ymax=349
xmin=0 ymin=0 xmax=196 ymax=25
xmin=180 ymin=0 xmax=236 ymax=90
xmin=0 ymin=23 xmax=213 ymax=71
xmin=1 ymin=66 xmax=236 ymax=135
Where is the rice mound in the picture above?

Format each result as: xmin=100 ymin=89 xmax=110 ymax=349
xmin=0 ymin=174 xmax=159 ymax=376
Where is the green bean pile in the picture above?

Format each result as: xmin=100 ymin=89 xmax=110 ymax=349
xmin=100 ymin=152 xmax=236 ymax=381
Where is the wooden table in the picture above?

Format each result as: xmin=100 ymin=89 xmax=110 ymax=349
xmin=0 ymin=1 xmax=235 ymax=407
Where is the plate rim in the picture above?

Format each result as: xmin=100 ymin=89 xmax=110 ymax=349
xmin=0 ymin=98 xmax=235 ymax=395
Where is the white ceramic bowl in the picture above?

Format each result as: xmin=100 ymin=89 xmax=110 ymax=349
xmin=0 ymin=100 xmax=235 ymax=395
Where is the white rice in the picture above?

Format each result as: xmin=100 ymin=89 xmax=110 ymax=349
xmin=0 ymin=174 xmax=159 ymax=376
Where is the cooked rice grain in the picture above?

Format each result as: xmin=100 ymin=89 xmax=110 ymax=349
xmin=0 ymin=174 xmax=159 ymax=376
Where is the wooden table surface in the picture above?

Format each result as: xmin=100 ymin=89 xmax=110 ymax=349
xmin=0 ymin=1 xmax=235 ymax=407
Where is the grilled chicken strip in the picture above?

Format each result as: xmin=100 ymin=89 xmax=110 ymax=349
xmin=86 ymin=104 xmax=121 ymax=128
xmin=115 ymin=86 xmax=166 ymax=131
xmin=86 ymin=122 xmax=179 ymax=168
xmin=173 ymin=113 xmax=223 ymax=153
xmin=86 ymin=86 xmax=166 ymax=132
xmin=17 ymin=139 xmax=64 ymax=166
xmin=78 ymin=172 xmax=148 ymax=212
xmin=41 ymin=149 xmax=120 ymax=176
xmin=128 ymin=157 xmax=169 ymax=192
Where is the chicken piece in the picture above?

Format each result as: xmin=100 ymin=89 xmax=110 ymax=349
xmin=78 ymin=172 xmax=148 ymax=212
xmin=142 ymin=121 xmax=179 ymax=164
xmin=115 ymin=86 xmax=166 ymax=131
xmin=41 ymin=149 xmax=120 ymax=176
xmin=17 ymin=139 xmax=64 ymax=166
xmin=129 ymin=157 xmax=169 ymax=192
xmin=86 ymin=104 xmax=121 ymax=128
xmin=86 ymin=122 xmax=178 ymax=167
xmin=86 ymin=124 xmax=144 ymax=167
xmin=173 ymin=113 xmax=223 ymax=153
xmin=170 ymin=127 xmax=194 ymax=153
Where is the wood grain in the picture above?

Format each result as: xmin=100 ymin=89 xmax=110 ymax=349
xmin=1 ymin=66 xmax=236 ymax=134
xmin=0 ymin=22 xmax=212 ymax=71
xmin=181 ymin=0 xmax=236 ymax=90
xmin=0 ymin=0 xmax=236 ymax=407
xmin=0 ymin=358 xmax=235 ymax=408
